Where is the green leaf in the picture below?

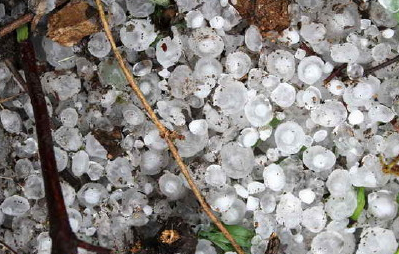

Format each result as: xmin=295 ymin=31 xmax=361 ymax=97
xmin=350 ymin=187 xmax=366 ymax=221
xmin=224 ymin=224 xmax=255 ymax=239
xmin=16 ymin=24 xmax=29 ymax=43
xmin=149 ymin=0 xmax=170 ymax=6
xmin=395 ymin=248 xmax=399 ymax=254
xmin=269 ymin=117 xmax=281 ymax=128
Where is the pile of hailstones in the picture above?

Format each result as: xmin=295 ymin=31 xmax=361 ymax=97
xmin=2 ymin=0 xmax=399 ymax=253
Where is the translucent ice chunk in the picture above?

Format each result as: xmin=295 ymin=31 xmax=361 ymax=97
xmin=357 ymin=227 xmax=398 ymax=254
xmin=276 ymin=193 xmax=303 ymax=229
xmin=213 ymin=80 xmax=248 ymax=115
xmin=330 ymin=43 xmax=359 ymax=63
xmin=221 ymin=142 xmax=254 ymax=179
xmin=225 ymin=51 xmax=252 ymax=79
xmin=271 ymin=83 xmax=296 ymax=108
xmin=72 ymin=150 xmax=89 ymax=177
xmin=263 ymin=164 xmax=286 ymax=192
xmin=244 ymin=94 xmax=273 ymax=127
xmin=266 ymin=50 xmax=296 ymax=80
xmin=245 ymin=25 xmax=263 ymax=52
xmin=85 ymin=134 xmax=108 ymax=159
xmin=159 ymin=173 xmax=186 ymax=200
xmin=132 ymin=60 xmax=152 ymax=76
xmin=188 ymin=27 xmax=224 ymax=58
xmin=24 ymin=175 xmax=45 ymax=200
xmin=311 ymin=100 xmax=347 ymax=127
xmin=368 ymin=104 xmax=395 ymax=123
xmin=105 ymin=157 xmax=134 ymax=187
xmin=326 ymin=169 xmax=352 ymax=197
xmin=54 ymin=126 xmax=83 ymax=151
xmin=298 ymin=56 xmax=324 ymax=85
xmin=156 ymin=37 xmax=182 ymax=69
xmin=221 ymin=199 xmax=246 ymax=225
xmin=303 ymin=146 xmax=336 ymax=172
xmin=300 ymin=22 xmax=326 ymax=44
xmin=368 ymin=190 xmax=397 ymax=220
xmin=126 ymin=0 xmax=154 ymax=18
xmin=140 ymin=149 xmax=165 ymax=175
xmin=302 ymin=205 xmax=326 ymax=233
xmin=274 ymin=121 xmax=306 ymax=155
xmin=88 ymin=32 xmax=111 ymax=58
xmin=120 ymin=20 xmax=157 ymax=51
xmin=1 ymin=195 xmax=30 ymax=216
xmin=325 ymin=190 xmax=357 ymax=220
xmin=59 ymin=108 xmax=78 ymax=127
xmin=185 ymin=10 xmax=205 ymax=28
xmin=208 ymin=186 xmax=236 ymax=212
xmin=77 ymin=183 xmax=108 ymax=207
xmin=311 ymin=231 xmax=345 ymax=254
xmin=0 ymin=109 xmax=22 ymax=134
xmin=168 ymin=65 xmax=195 ymax=99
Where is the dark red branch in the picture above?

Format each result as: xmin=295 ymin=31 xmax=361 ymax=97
xmin=0 ymin=239 xmax=19 ymax=254
xmin=323 ymin=63 xmax=347 ymax=86
xmin=19 ymin=39 xmax=111 ymax=254
xmin=363 ymin=54 xmax=399 ymax=76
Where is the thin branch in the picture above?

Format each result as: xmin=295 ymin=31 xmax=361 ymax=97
xmin=0 ymin=13 xmax=34 ymax=38
xmin=94 ymin=1 xmax=245 ymax=253
xmin=0 ymin=239 xmax=19 ymax=254
xmin=323 ymin=63 xmax=347 ymax=86
xmin=0 ymin=93 xmax=25 ymax=104
xmin=299 ymin=42 xmax=318 ymax=57
xmin=363 ymin=55 xmax=399 ymax=76
xmin=4 ymin=59 xmax=28 ymax=91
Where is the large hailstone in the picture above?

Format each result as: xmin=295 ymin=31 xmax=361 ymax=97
xmin=188 ymin=27 xmax=224 ymax=58
xmin=244 ymin=94 xmax=273 ymax=127
xmin=303 ymin=146 xmax=336 ymax=172
xmin=194 ymin=57 xmax=223 ymax=80
xmin=168 ymin=65 xmax=195 ymax=99
xmin=88 ymin=32 xmax=111 ymax=58
xmin=298 ymin=56 xmax=325 ymax=85
xmin=213 ymin=80 xmax=248 ymax=115
xmin=300 ymin=22 xmax=326 ymax=44
xmin=302 ymin=206 xmax=327 ymax=233
xmin=368 ymin=104 xmax=395 ymax=123
xmin=311 ymin=231 xmax=345 ymax=254
xmin=208 ymin=186 xmax=237 ymax=212
xmin=266 ymin=50 xmax=296 ymax=80
xmin=367 ymin=190 xmax=398 ymax=220
xmin=221 ymin=199 xmax=246 ymax=225
xmin=221 ymin=142 xmax=255 ymax=179
xmin=263 ymin=163 xmax=286 ymax=192
xmin=159 ymin=173 xmax=186 ymax=200
xmin=276 ymin=193 xmax=303 ymax=229
xmin=120 ymin=20 xmax=157 ymax=51
xmin=245 ymin=25 xmax=263 ymax=52
xmin=311 ymin=100 xmax=347 ymax=127
xmin=0 ymin=195 xmax=30 ymax=216
xmin=330 ymin=43 xmax=359 ymax=63
xmin=156 ymin=36 xmax=182 ymax=68
xmin=326 ymin=169 xmax=352 ymax=197
xmin=225 ymin=51 xmax=252 ymax=79
xmin=325 ymin=190 xmax=357 ymax=220
xmin=274 ymin=121 xmax=306 ymax=155
xmin=356 ymin=227 xmax=398 ymax=254
xmin=343 ymin=78 xmax=380 ymax=107
xmin=106 ymin=157 xmax=134 ymax=187
xmin=271 ymin=83 xmax=296 ymax=108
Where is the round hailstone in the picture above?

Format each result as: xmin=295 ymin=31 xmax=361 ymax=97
xmin=298 ymin=188 xmax=316 ymax=204
xmin=59 ymin=108 xmax=78 ymax=127
xmin=328 ymin=80 xmax=345 ymax=96
xmin=263 ymin=163 xmax=286 ymax=192
xmin=271 ymin=83 xmax=296 ymax=108
xmin=330 ymin=43 xmax=359 ymax=63
xmin=298 ymin=56 xmax=325 ymax=85
xmin=109 ymin=2 xmax=126 ymax=27
xmin=156 ymin=37 xmax=182 ymax=69
xmin=244 ymin=94 xmax=273 ymax=127
xmin=123 ymin=104 xmax=145 ymax=126
xmin=213 ymin=80 xmax=248 ymax=115
xmin=368 ymin=104 xmax=395 ymax=123
xmin=326 ymin=169 xmax=352 ymax=197
xmin=77 ymin=183 xmax=108 ymax=207
xmin=188 ymin=27 xmax=224 ymax=58
xmin=88 ymin=32 xmax=111 ymax=58
xmin=132 ymin=60 xmax=152 ymax=76
xmin=221 ymin=142 xmax=255 ymax=179
xmin=185 ymin=10 xmax=204 ymax=28
xmin=368 ymin=190 xmax=398 ymax=220
xmin=71 ymin=150 xmax=89 ymax=177
xmin=260 ymin=193 xmax=276 ymax=213
xmin=225 ymin=51 xmax=252 ymax=79
xmin=343 ymin=80 xmax=379 ymax=107
xmin=159 ymin=173 xmax=186 ymax=200
xmin=168 ymin=65 xmax=195 ymax=99
xmin=325 ymin=190 xmax=357 ymax=220
xmin=209 ymin=16 xmax=224 ymax=29
xmin=0 ymin=109 xmax=22 ymax=134
xmin=194 ymin=57 xmax=223 ymax=80
xmin=0 ymin=195 xmax=30 ymax=216
xmin=302 ymin=205 xmax=326 ymax=233
xmin=313 ymin=130 xmax=328 ymax=142
xmin=42 ymin=72 xmax=81 ymax=101
xmin=140 ymin=150 xmax=165 ymax=175
xmin=347 ymin=63 xmax=364 ymax=79
xmin=176 ymin=130 xmax=208 ymax=157
xmin=238 ymin=128 xmax=259 ymax=147
xmin=144 ymin=129 xmax=167 ymax=150
xmin=54 ymin=126 xmax=83 ymax=151
xmin=221 ymin=199 xmax=246 ymax=225
xmin=372 ymin=43 xmax=391 ymax=61
xmin=301 ymin=86 xmax=322 ymax=110
xmin=189 ymin=119 xmax=208 ymax=136
xmin=245 ymin=25 xmax=262 ymax=52
xmin=357 ymin=227 xmax=398 ymax=254
xmin=274 ymin=121 xmax=306 ymax=155
xmin=348 ymin=109 xmax=364 ymax=125
xmin=205 ymin=165 xmax=226 ymax=187
xmin=276 ymin=193 xmax=303 ymax=229
xmin=106 ymin=157 xmax=134 ymax=187
xmin=266 ymin=50 xmax=296 ymax=80
xmin=137 ymin=73 xmax=161 ymax=105
xmin=87 ymin=161 xmax=104 ymax=181
xmin=24 ymin=175 xmax=45 ymax=199
xmin=15 ymin=158 xmax=34 ymax=178
xmin=208 ymin=186 xmax=237 ymax=212
xmin=310 ymin=100 xmax=347 ymax=127
xmin=279 ymin=28 xmax=300 ymax=45
xmin=311 ymin=231 xmax=345 ymax=254
xmin=126 ymin=0 xmax=154 ymax=18
xmin=303 ymin=146 xmax=336 ymax=172
xmin=120 ymin=20 xmax=157 ymax=51
xmin=300 ymin=22 xmax=326 ymax=44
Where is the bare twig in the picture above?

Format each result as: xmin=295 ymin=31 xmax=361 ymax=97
xmin=363 ymin=55 xmax=399 ymax=76
xmin=0 ymin=13 xmax=34 ymax=38
xmin=0 ymin=239 xmax=19 ymax=254
xmin=299 ymin=42 xmax=318 ymax=57
xmin=0 ymin=93 xmax=25 ymax=104
xmin=94 ymin=1 xmax=245 ymax=253
xmin=323 ymin=63 xmax=347 ymax=86
xmin=4 ymin=59 xmax=28 ymax=91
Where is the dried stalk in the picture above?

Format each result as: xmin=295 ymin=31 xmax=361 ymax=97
xmin=323 ymin=63 xmax=347 ymax=86
xmin=0 ymin=239 xmax=19 ymax=254
xmin=363 ymin=55 xmax=399 ymax=76
xmin=94 ymin=1 xmax=245 ymax=253
xmin=0 ymin=13 xmax=34 ymax=38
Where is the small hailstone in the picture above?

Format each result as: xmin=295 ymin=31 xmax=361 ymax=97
xmin=54 ymin=126 xmax=83 ymax=151
xmin=42 ymin=38 xmax=75 ymax=69
xmin=348 ymin=110 xmax=364 ymax=125
xmin=360 ymin=19 xmax=371 ymax=30
xmin=266 ymin=50 xmax=296 ymax=80
xmin=247 ymin=196 xmax=260 ymax=211
xmin=142 ymin=205 xmax=153 ymax=216
xmin=77 ymin=183 xmax=108 ymax=207
xmin=222 ymin=199 xmax=246 ymax=225
xmin=188 ymin=27 xmax=224 ymax=58
xmin=234 ymin=184 xmax=249 ymax=199
xmin=344 ymin=78 xmax=379 ymax=107
xmin=266 ymin=148 xmax=280 ymax=162
xmin=159 ymin=173 xmax=186 ymax=200
xmin=279 ymin=28 xmax=300 ymax=45
xmin=156 ymin=37 xmax=182 ymax=69
xmin=140 ymin=150 xmax=165 ymax=175
xmin=176 ymin=130 xmax=208 ymax=157
xmin=263 ymin=164 xmax=286 ymax=192
xmin=209 ymin=16 xmax=224 ymax=29
xmin=87 ymin=161 xmax=104 ymax=181
xmin=120 ymin=20 xmax=157 ymax=51
xmin=220 ymin=0 xmax=228 ymax=7
xmin=382 ymin=28 xmax=395 ymax=38
xmin=276 ymin=193 xmax=302 ymax=229
xmin=59 ymin=108 xmax=78 ymax=127
xmin=325 ymin=190 xmax=357 ymax=220
xmin=299 ymin=189 xmax=316 ymax=204
xmin=323 ymin=62 xmax=334 ymax=73
xmin=244 ymin=94 xmax=273 ymax=127
xmin=144 ymin=130 xmax=167 ymax=150
xmin=0 ymin=195 xmax=30 ymax=216
xmin=303 ymin=146 xmax=336 ymax=172
xmin=194 ymin=57 xmax=223 ymax=79
xmin=72 ymin=151 xmax=89 ymax=177
xmin=221 ymin=142 xmax=254 ymax=179
xmin=158 ymin=69 xmax=170 ymax=79
xmin=347 ymin=63 xmax=364 ymax=79
xmin=15 ymin=158 xmax=34 ymax=178
xmin=357 ymin=227 xmax=398 ymax=254
xmin=330 ymin=43 xmax=359 ymax=63
xmin=311 ymin=100 xmax=347 ymax=127
xmin=368 ymin=104 xmax=395 ymax=123
xmin=311 ymin=231 xmax=345 ymax=254
xmin=185 ymin=10 xmax=205 ymax=28
xmin=328 ymin=80 xmax=345 ymax=96
xmin=326 ymin=169 xmax=352 ymax=197
xmin=260 ymin=193 xmax=276 ymax=213
xmin=61 ymin=182 xmax=76 ymax=207
xmin=300 ymin=86 xmax=322 ymax=110
xmin=213 ymin=80 xmax=248 ymax=115
xmin=225 ymin=51 xmax=252 ymax=79
xmin=168 ymin=65 xmax=195 ymax=99
xmin=123 ymin=104 xmax=145 ymax=126
xmin=24 ymin=175 xmax=45 ymax=200
xmin=37 ymin=232 xmax=52 ymax=253
xmin=238 ymin=128 xmax=259 ymax=147
xmin=295 ymin=48 xmax=306 ymax=60
xmin=106 ymin=157 xmax=134 ymax=187
xmin=368 ymin=190 xmax=397 ymax=220
xmin=43 ymin=72 xmax=81 ymax=100
xmin=302 ymin=205 xmax=326 ymax=233
xmin=298 ymin=56 xmax=325 ymax=85
xmin=132 ymin=60 xmax=152 ymax=76
xmin=68 ymin=208 xmax=82 ymax=233
xmin=247 ymin=182 xmax=266 ymax=195
xmin=313 ymin=130 xmax=328 ymax=142
xmin=245 ymin=25 xmax=263 ymax=52
xmin=259 ymin=126 xmax=273 ymax=141
xmin=300 ymin=22 xmax=326 ymax=44
xmin=205 ymin=165 xmax=226 ymax=187
xmin=88 ymin=32 xmax=111 ymax=58
xmin=271 ymin=83 xmax=296 ymax=108
xmin=109 ymin=2 xmax=126 ymax=27
xmin=125 ymin=0 xmax=154 ymax=17
xmin=0 ymin=109 xmax=22 ymax=133
xmin=85 ymin=134 xmax=108 ymax=159
xmin=208 ymin=186 xmax=236 ymax=212
xmin=189 ymin=119 xmax=208 ymax=136
xmin=372 ymin=43 xmax=391 ymax=61
xmin=275 ymin=121 xmax=306 ymax=155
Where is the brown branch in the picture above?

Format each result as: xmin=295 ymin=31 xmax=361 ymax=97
xmin=0 ymin=93 xmax=25 ymax=104
xmin=323 ymin=63 xmax=347 ymax=86
xmin=0 ymin=239 xmax=19 ymax=254
xmin=94 ymin=1 xmax=245 ymax=253
xmin=20 ymin=39 xmax=111 ymax=254
xmin=0 ymin=13 xmax=34 ymax=38
xmin=4 ymin=59 xmax=28 ymax=91
xmin=299 ymin=42 xmax=318 ymax=57
xmin=363 ymin=55 xmax=399 ymax=76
